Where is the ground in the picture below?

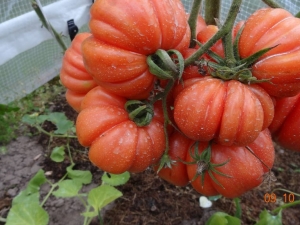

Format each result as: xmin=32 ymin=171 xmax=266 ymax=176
xmin=0 ymin=89 xmax=300 ymax=225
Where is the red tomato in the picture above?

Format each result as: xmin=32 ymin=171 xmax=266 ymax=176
xmin=156 ymin=131 xmax=192 ymax=187
xmin=76 ymin=86 xmax=166 ymax=174
xmin=65 ymin=90 xmax=85 ymax=113
xmin=82 ymin=0 xmax=190 ymax=99
xmin=269 ymin=93 xmax=300 ymax=152
xmin=174 ymin=76 xmax=274 ymax=146
xmin=60 ymin=33 xmax=98 ymax=111
xmin=186 ymin=129 xmax=275 ymax=198
xmin=239 ymin=8 xmax=300 ymax=97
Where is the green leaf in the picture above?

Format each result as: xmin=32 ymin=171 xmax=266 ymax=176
xmin=208 ymin=195 xmax=222 ymax=201
xmin=52 ymin=180 xmax=82 ymax=198
xmin=6 ymin=200 xmax=49 ymax=225
xmin=88 ymin=184 xmax=122 ymax=211
xmin=21 ymin=113 xmax=39 ymax=126
xmin=205 ymin=212 xmax=241 ymax=225
xmin=27 ymin=170 xmax=47 ymax=193
xmin=50 ymin=146 xmax=65 ymax=162
xmin=255 ymin=209 xmax=282 ymax=225
xmin=102 ymin=172 xmax=130 ymax=186
xmin=13 ymin=170 xmax=47 ymax=204
xmin=44 ymin=112 xmax=74 ymax=135
xmin=13 ymin=192 xmax=40 ymax=205
xmin=67 ymin=164 xmax=92 ymax=185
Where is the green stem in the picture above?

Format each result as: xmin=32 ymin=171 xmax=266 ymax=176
xmin=31 ymin=1 xmax=67 ymax=52
xmin=262 ymin=0 xmax=282 ymax=8
xmin=66 ymin=138 xmax=75 ymax=165
xmin=36 ymin=125 xmax=77 ymax=139
xmin=234 ymin=197 xmax=242 ymax=219
xmin=205 ymin=0 xmax=221 ymax=25
xmin=188 ymin=0 xmax=203 ymax=48
xmin=161 ymin=79 xmax=175 ymax=156
xmin=272 ymin=200 xmax=300 ymax=214
xmin=223 ymin=32 xmax=236 ymax=67
xmin=184 ymin=0 xmax=242 ymax=67
xmin=40 ymin=173 xmax=68 ymax=207
xmin=295 ymin=11 xmax=300 ymax=18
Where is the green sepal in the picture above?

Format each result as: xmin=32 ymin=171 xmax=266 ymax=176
xmin=125 ymin=100 xmax=154 ymax=127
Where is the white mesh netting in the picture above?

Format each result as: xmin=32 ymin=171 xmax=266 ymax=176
xmin=0 ymin=0 xmax=299 ymax=104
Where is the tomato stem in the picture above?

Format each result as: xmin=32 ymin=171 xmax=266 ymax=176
xmin=31 ymin=1 xmax=67 ymax=52
xmin=204 ymin=0 xmax=220 ymax=25
xmin=188 ymin=0 xmax=203 ymax=48
xmin=261 ymin=0 xmax=282 ymax=8
xmin=184 ymin=0 xmax=242 ymax=67
xmin=272 ymin=200 xmax=300 ymax=214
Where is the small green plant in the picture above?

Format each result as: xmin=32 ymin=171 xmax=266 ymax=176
xmin=0 ymin=111 xmax=129 ymax=225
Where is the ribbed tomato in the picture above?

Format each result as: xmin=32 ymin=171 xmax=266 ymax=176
xmin=60 ymin=33 xmax=97 ymax=111
xmin=174 ymin=76 xmax=274 ymax=146
xmin=186 ymin=129 xmax=275 ymax=198
xmin=82 ymin=0 xmax=190 ymax=99
xmin=76 ymin=86 xmax=166 ymax=174
xmin=239 ymin=8 xmax=300 ymax=97
xmin=269 ymin=93 xmax=300 ymax=152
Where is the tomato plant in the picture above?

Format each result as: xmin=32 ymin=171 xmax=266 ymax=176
xmin=269 ymin=93 xmax=300 ymax=152
xmin=173 ymin=76 xmax=274 ymax=146
xmin=81 ymin=0 xmax=190 ymax=99
xmin=60 ymin=33 xmax=97 ymax=112
xmin=76 ymin=86 xmax=166 ymax=174
xmin=239 ymin=8 xmax=300 ymax=97
xmin=186 ymin=129 xmax=275 ymax=198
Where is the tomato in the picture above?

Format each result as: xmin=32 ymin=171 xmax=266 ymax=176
xmin=239 ymin=8 xmax=300 ymax=97
xmin=82 ymin=0 xmax=190 ymax=99
xmin=76 ymin=86 xmax=166 ymax=174
xmin=197 ymin=25 xmax=224 ymax=57
xmin=156 ymin=131 xmax=192 ymax=187
xmin=60 ymin=33 xmax=98 ymax=111
xmin=269 ymin=93 xmax=300 ymax=152
xmin=65 ymin=90 xmax=85 ymax=113
xmin=173 ymin=76 xmax=274 ymax=146
xmin=186 ymin=129 xmax=275 ymax=198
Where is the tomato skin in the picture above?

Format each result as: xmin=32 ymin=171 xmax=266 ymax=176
xmin=186 ymin=129 xmax=275 ymax=198
xmin=60 ymin=33 xmax=98 ymax=111
xmin=156 ymin=131 xmax=192 ymax=187
xmin=76 ymin=86 xmax=166 ymax=174
xmin=174 ymin=77 xmax=274 ymax=146
xmin=65 ymin=90 xmax=85 ymax=112
xmin=239 ymin=8 xmax=300 ymax=97
xmin=269 ymin=93 xmax=300 ymax=152
xmin=82 ymin=0 xmax=190 ymax=99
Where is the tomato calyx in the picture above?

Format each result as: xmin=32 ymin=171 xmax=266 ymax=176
xmin=187 ymin=142 xmax=232 ymax=188
xmin=147 ymin=49 xmax=185 ymax=81
xmin=125 ymin=100 xmax=154 ymax=127
xmin=195 ymin=38 xmax=275 ymax=84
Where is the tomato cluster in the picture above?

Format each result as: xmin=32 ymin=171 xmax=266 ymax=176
xmin=60 ymin=1 xmax=300 ymax=199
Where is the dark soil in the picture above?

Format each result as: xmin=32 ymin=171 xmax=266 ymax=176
xmin=1 ymin=89 xmax=300 ymax=225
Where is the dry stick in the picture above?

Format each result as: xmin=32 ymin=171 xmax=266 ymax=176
xmin=204 ymin=0 xmax=221 ymax=25
xmin=184 ymin=0 xmax=243 ymax=67
xmin=188 ymin=0 xmax=203 ymax=48
xmin=262 ymin=0 xmax=282 ymax=8
xmin=31 ymin=0 xmax=67 ymax=52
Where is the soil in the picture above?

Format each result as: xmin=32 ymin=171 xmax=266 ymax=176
xmin=1 ymin=90 xmax=300 ymax=225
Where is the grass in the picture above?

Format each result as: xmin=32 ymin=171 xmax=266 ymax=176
xmin=0 ymin=76 xmax=64 ymax=147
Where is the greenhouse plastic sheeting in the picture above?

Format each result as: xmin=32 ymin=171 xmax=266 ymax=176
xmin=0 ymin=0 xmax=300 ymax=104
